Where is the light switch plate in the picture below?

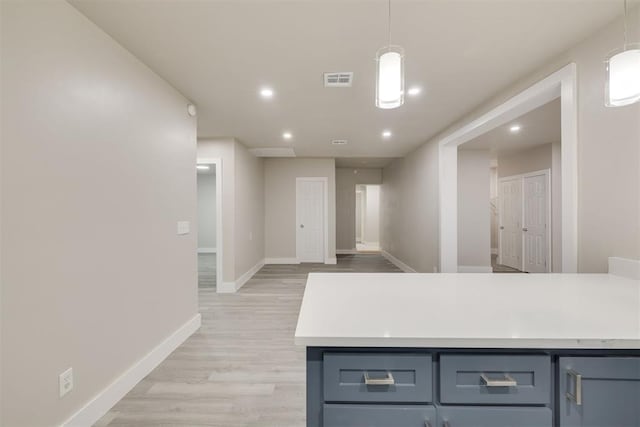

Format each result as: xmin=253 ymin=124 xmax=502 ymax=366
xmin=59 ymin=367 xmax=73 ymax=397
xmin=177 ymin=221 xmax=190 ymax=235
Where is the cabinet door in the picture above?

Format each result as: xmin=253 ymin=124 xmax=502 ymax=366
xmin=437 ymin=406 xmax=552 ymax=427
xmin=559 ymin=357 xmax=640 ymax=427
xmin=323 ymin=404 xmax=436 ymax=427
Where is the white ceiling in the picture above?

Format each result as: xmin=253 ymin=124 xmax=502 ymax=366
xmin=460 ymin=98 xmax=560 ymax=155
xmin=70 ymin=0 xmax=627 ymax=158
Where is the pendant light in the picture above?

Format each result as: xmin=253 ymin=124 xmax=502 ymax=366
xmin=605 ymin=0 xmax=640 ymax=107
xmin=376 ymin=0 xmax=404 ymax=109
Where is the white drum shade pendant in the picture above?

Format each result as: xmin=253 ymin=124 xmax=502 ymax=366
xmin=605 ymin=0 xmax=640 ymax=107
xmin=606 ymin=46 xmax=640 ymax=107
xmin=376 ymin=46 xmax=405 ymax=109
xmin=375 ymin=0 xmax=404 ymax=109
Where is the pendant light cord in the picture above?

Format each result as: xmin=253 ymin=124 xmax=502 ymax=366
xmin=388 ymin=0 xmax=392 ymax=47
xmin=623 ymin=0 xmax=628 ymax=49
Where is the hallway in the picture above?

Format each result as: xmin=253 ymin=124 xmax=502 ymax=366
xmin=95 ymin=255 xmax=402 ymax=426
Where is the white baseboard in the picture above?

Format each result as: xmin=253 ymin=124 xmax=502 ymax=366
xmin=325 ymin=257 xmax=337 ymax=265
xmin=381 ymin=250 xmax=416 ymax=273
xmin=336 ymin=249 xmax=358 ymax=255
xmin=608 ymin=257 xmax=640 ymax=280
xmin=458 ymin=265 xmax=493 ymax=273
xmin=197 ymin=247 xmax=217 ymax=254
xmin=62 ymin=314 xmax=201 ymax=427
xmin=264 ymin=257 xmax=300 ymax=265
xmin=491 ymin=248 xmax=498 ymax=255
xmin=218 ymin=259 xmax=265 ymax=293
xmin=362 ymin=241 xmax=380 ymax=247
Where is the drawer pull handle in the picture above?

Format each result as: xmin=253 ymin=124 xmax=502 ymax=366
xmin=566 ymin=369 xmax=582 ymax=406
xmin=480 ymin=373 xmax=517 ymax=387
xmin=363 ymin=371 xmax=395 ymax=386
xmin=424 ymin=420 xmax=432 ymax=427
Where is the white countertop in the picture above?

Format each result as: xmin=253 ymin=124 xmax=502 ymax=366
xmin=294 ymin=273 xmax=640 ymax=349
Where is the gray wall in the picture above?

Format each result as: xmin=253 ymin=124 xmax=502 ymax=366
xmin=197 ymin=170 xmax=217 ymax=250
xmin=457 ymin=151 xmax=491 ymax=269
xmin=381 ymin=141 xmax=440 ymax=273
xmin=497 ymin=144 xmax=552 ymax=178
xmin=381 ymin=9 xmax=640 ymax=273
xmin=336 ymin=168 xmax=382 ymax=250
xmin=1 ymin=2 xmax=198 ymax=425
xmin=264 ymin=158 xmax=336 ymax=260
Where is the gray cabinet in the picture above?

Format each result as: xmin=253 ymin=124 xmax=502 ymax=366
xmin=559 ymin=357 xmax=640 ymax=427
xmin=440 ymin=354 xmax=551 ymax=405
xmin=437 ymin=406 xmax=552 ymax=427
xmin=324 ymin=353 xmax=432 ymax=403
xmin=324 ymin=404 xmax=436 ymax=427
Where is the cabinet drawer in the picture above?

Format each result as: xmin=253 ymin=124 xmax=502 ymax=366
xmin=437 ymin=406 xmax=552 ymax=427
xmin=324 ymin=353 xmax=432 ymax=403
xmin=323 ymin=404 xmax=436 ymax=427
xmin=440 ymin=354 xmax=551 ymax=404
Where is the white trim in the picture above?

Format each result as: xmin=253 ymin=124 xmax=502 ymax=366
xmin=264 ymin=257 xmax=300 ymax=264
xmin=458 ymin=265 xmax=493 ymax=273
xmin=217 ymin=259 xmax=265 ymax=293
xmin=196 ymin=157 xmax=224 ymax=292
xmin=362 ymin=241 xmax=380 ymax=247
xmin=438 ymin=63 xmax=578 ymax=273
xmin=62 ymin=314 xmax=201 ymax=427
xmin=608 ymin=257 xmax=640 ymax=280
xmin=336 ymin=249 xmax=358 ymax=255
xmin=325 ymin=257 xmax=337 ymax=265
xmin=234 ymin=259 xmax=264 ymax=291
xmin=197 ymin=247 xmax=217 ymax=254
xmin=491 ymin=248 xmax=498 ymax=255
xmin=497 ymin=169 xmax=552 ymax=273
xmin=296 ymin=177 xmax=331 ymax=264
xmin=381 ymin=250 xmax=417 ymax=273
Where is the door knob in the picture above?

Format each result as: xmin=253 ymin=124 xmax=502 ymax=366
xmin=522 ymin=228 xmax=528 ymax=232
xmin=300 ymin=224 xmax=304 ymax=228
xmin=499 ymin=226 xmax=504 ymax=230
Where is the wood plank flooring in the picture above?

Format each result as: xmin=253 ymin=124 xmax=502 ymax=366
xmin=94 ymin=254 xmax=402 ymax=427
xmin=198 ymin=253 xmax=217 ymax=288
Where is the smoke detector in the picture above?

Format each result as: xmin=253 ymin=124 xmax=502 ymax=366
xmin=331 ymin=139 xmax=348 ymax=145
xmin=324 ymin=72 xmax=353 ymax=87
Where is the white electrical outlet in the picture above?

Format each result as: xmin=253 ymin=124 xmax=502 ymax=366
xmin=59 ymin=367 xmax=73 ymax=398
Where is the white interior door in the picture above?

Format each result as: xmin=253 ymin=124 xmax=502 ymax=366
xmin=499 ymin=178 xmax=522 ymax=270
xmin=296 ymin=179 xmax=325 ymax=263
xmin=523 ymin=173 xmax=549 ymax=273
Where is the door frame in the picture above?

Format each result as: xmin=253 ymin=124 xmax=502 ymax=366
xmin=296 ymin=177 xmax=330 ymax=264
xmin=438 ymin=63 xmax=577 ymax=273
xmin=498 ymin=169 xmax=552 ymax=272
xmin=196 ymin=157 xmax=223 ymax=292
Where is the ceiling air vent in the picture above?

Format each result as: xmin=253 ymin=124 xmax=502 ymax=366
xmin=324 ymin=72 xmax=353 ymax=87
xmin=331 ymin=139 xmax=348 ymax=145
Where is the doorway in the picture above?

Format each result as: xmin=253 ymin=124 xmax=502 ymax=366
xmin=196 ymin=158 xmax=222 ymax=290
xmin=355 ymin=184 xmax=381 ymax=252
xmin=439 ymin=63 xmax=577 ymax=273
xmin=296 ymin=177 xmax=328 ymax=263
xmin=498 ymin=170 xmax=551 ymax=273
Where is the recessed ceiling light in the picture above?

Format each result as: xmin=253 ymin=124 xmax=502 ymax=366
xmin=407 ymin=87 xmax=422 ymax=96
xmin=382 ymin=130 xmax=392 ymax=138
xmin=283 ymin=132 xmax=292 ymax=140
xmin=196 ymin=165 xmax=210 ymax=170
xmin=509 ymin=124 xmax=522 ymax=133
xmin=260 ymin=87 xmax=274 ymax=98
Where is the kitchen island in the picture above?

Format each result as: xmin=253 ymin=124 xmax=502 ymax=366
xmin=295 ymin=273 xmax=640 ymax=427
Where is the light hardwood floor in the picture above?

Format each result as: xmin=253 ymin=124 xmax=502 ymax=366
xmin=94 ymin=254 xmax=402 ymax=427
xmin=198 ymin=253 xmax=217 ymax=288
